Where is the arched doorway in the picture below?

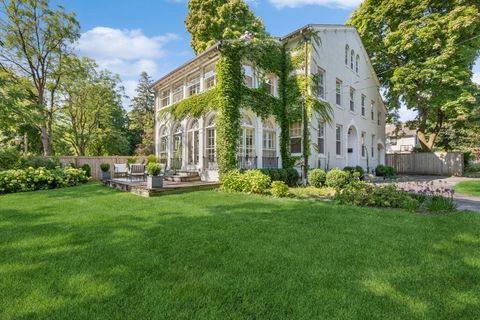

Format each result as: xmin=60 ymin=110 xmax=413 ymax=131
xmin=347 ymin=126 xmax=358 ymax=167
xmin=187 ymin=119 xmax=199 ymax=166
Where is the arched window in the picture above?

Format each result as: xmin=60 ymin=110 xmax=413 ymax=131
xmin=187 ymin=119 xmax=199 ymax=165
xmin=345 ymin=45 xmax=349 ymax=65
xmin=205 ymin=114 xmax=216 ymax=168
xmin=263 ymin=119 xmax=277 ymax=168
xmin=350 ymin=49 xmax=355 ymax=69
xmin=159 ymin=126 xmax=168 ymax=163
xmin=239 ymin=114 xmax=255 ymax=160
xmin=172 ymin=123 xmax=183 ymax=167
xmin=356 ymin=54 xmax=360 ymax=73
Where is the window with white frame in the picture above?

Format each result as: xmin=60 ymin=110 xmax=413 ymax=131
xmin=336 ymin=125 xmax=343 ymax=156
xmin=239 ymin=114 xmax=255 ymax=159
xmin=349 ymin=87 xmax=355 ymax=112
xmin=361 ymin=94 xmax=366 ymax=116
xmin=371 ymin=134 xmax=375 ymax=158
xmin=265 ymin=74 xmax=275 ymax=95
xmin=371 ymin=100 xmax=375 ymax=121
xmin=187 ymin=119 xmax=199 ymax=165
xmin=345 ymin=45 xmax=349 ymax=65
xmin=263 ymin=120 xmax=276 ymax=158
xmin=290 ymin=121 xmax=301 ymax=154
xmin=317 ymin=68 xmax=325 ymax=99
xmin=243 ymin=65 xmax=254 ymax=88
xmin=205 ymin=116 xmax=216 ymax=164
xmin=160 ymin=89 xmax=170 ymax=107
xmin=361 ymin=132 xmax=366 ymax=157
xmin=204 ymin=64 xmax=216 ymax=89
xmin=173 ymin=82 xmax=183 ymax=103
xmin=317 ymin=121 xmax=325 ymax=154
xmin=187 ymin=74 xmax=200 ymax=97
xmin=172 ymin=123 xmax=183 ymax=156
xmin=336 ymin=79 xmax=342 ymax=106
xmin=355 ymin=54 xmax=360 ymax=73
xmin=350 ymin=49 xmax=355 ymax=69
xmin=159 ymin=127 xmax=168 ymax=162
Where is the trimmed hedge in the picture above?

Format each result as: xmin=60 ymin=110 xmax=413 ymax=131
xmin=0 ymin=167 xmax=89 ymax=194
xmin=325 ymin=168 xmax=349 ymax=189
xmin=308 ymin=169 xmax=326 ymax=187
xmin=375 ymin=165 xmax=395 ymax=178
xmin=221 ymin=169 xmax=271 ymax=194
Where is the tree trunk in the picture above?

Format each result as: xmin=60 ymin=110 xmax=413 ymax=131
xmin=417 ymin=109 xmax=444 ymax=152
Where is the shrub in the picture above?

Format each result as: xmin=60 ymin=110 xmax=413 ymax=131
xmin=80 ymin=164 xmax=91 ymax=177
xmin=344 ymin=166 xmax=365 ymax=177
xmin=375 ymin=165 xmax=386 ymax=176
xmin=147 ymin=154 xmax=158 ymax=164
xmin=147 ymin=162 xmax=162 ymax=176
xmin=0 ymin=167 xmax=89 ymax=194
xmin=0 ymin=147 xmax=21 ymax=170
xmin=19 ymin=156 xmax=60 ymax=170
xmin=465 ymin=162 xmax=480 ymax=173
xmin=259 ymin=168 xmax=298 ymax=187
xmin=325 ymin=168 xmax=349 ymax=189
xmin=270 ymin=181 xmax=289 ymax=198
xmin=375 ymin=165 xmax=395 ymax=178
xmin=221 ymin=169 xmax=271 ymax=194
xmin=426 ymin=196 xmax=457 ymax=213
xmin=285 ymin=168 xmax=300 ymax=186
xmin=308 ymin=169 xmax=326 ymax=188
xmin=100 ymin=163 xmax=110 ymax=172
xmin=127 ymin=157 xmax=137 ymax=165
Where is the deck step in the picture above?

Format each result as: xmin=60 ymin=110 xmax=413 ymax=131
xmin=165 ymin=172 xmax=201 ymax=182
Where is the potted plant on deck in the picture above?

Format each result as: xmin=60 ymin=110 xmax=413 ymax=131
xmin=146 ymin=162 xmax=163 ymax=189
xmin=100 ymin=163 xmax=111 ymax=180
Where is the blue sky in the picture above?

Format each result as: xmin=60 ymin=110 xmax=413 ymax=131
xmin=56 ymin=0 xmax=479 ymax=119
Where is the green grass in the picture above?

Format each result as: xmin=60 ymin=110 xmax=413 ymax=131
xmin=455 ymin=180 xmax=480 ymax=197
xmin=1 ymin=184 xmax=479 ymax=319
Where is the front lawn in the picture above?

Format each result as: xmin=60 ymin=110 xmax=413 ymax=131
xmin=455 ymin=180 xmax=480 ymax=197
xmin=1 ymin=184 xmax=479 ymax=319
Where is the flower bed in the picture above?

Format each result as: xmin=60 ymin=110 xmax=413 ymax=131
xmin=0 ymin=167 xmax=89 ymax=194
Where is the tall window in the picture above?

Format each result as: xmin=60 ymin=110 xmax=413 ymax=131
xmin=263 ymin=120 xmax=276 ymax=158
xmin=239 ymin=115 xmax=255 ymax=158
xmin=371 ymin=134 xmax=375 ymax=158
xmin=361 ymin=94 xmax=366 ymax=116
xmin=172 ymin=123 xmax=183 ymax=157
xmin=355 ymin=54 xmax=360 ymax=73
xmin=187 ymin=119 xmax=199 ymax=165
xmin=345 ymin=45 xmax=349 ymax=65
xmin=349 ymin=87 xmax=355 ymax=112
xmin=377 ymin=112 xmax=381 ymax=126
xmin=243 ymin=65 xmax=253 ymax=88
xmin=361 ymin=132 xmax=366 ymax=158
xmin=160 ymin=89 xmax=170 ymax=107
xmin=350 ymin=50 xmax=355 ymax=69
xmin=173 ymin=82 xmax=183 ymax=103
xmin=187 ymin=74 xmax=200 ymax=97
xmin=205 ymin=116 xmax=216 ymax=165
xmin=265 ymin=75 xmax=275 ymax=95
xmin=336 ymin=125 xmax=342 ymax=156
xmin=317 ymin=68 xmax=325 ymax=99
xmin=204 ymin=64 xmax=216 ymax=90
xmin=371 ymin=100 xmax=375 ymax=120
xmin=318 ymin=121 xmax=325 ymax=154
xmin=159 ymin=127 xmax=168 ymax=162
xmin=336 ymin=79 xmax=342 ymax=106
xmin=290 ymin=121 xmax=301 ymax=154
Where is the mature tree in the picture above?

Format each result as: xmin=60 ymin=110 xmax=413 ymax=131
xmin=185 ymin=0 xmax=266 ymax=54
xmin=0 ymin=0 xmax=79 ymax=155
xmin=349 ymin=0 xmax=480 ymax=151
xmin=128 ymin=72 xmax=155 ymax=155
xmin=58 ymin=56 xmax=129 ymax=156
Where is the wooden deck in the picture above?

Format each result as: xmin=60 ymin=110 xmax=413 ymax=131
xmin=103 ymin=178 xmax=219 ymax=197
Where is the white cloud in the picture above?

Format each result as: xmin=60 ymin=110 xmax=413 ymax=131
xmin=269 ymin=0 xmax=362 ymax=9
xmin=473 ymin=72 xmax=480 ymax=85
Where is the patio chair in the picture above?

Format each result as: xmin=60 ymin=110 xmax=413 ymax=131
xmin=129 ymin=164 xmax=146 ymax=181
xmin=113 ymin=163 xmax=128 ymax=179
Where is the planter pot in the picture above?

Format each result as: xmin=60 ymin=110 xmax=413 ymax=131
xmin=101 ymin=171 xmax=111 ymax=180
xmin=147 ymin=175 xmax=163 ymax=189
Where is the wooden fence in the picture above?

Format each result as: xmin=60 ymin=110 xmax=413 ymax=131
xmin=58 ymin=156 xmax=147 ymax=181
xmin=385 ymin=152 xmax=464 ymax=176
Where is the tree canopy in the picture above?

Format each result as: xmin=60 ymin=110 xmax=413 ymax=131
xmin=185 ymin=0 xmax=266 ymax=54
xmin=349 ymin=0 xmax=480 ymax=151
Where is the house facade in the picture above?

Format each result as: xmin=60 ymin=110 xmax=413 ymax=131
xmin=151 ymin=25 xmax=386 ymax=181
xmin=385 ymin=123 xmax=419 ymax=153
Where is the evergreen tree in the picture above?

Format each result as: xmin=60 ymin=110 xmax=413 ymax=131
xmin=129 ymin=72 xmax=155 ymax=155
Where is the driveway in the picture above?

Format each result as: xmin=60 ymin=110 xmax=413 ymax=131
xmin=377 ymin=175 xmax=480 ymax=212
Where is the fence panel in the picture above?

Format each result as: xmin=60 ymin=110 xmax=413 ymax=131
xmin=385 ymin=152 xmax=463 ymax=176
xmin=57 ymin=156 xmax=147 ymax=180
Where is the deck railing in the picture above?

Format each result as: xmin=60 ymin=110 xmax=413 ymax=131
xmin=237 ymin=156 xmax=257 ymax=170
xmin=262 ymin=157 xmax=279 ymax=169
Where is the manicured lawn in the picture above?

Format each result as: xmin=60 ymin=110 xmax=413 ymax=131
xmin=1 ymin=184 xmax=479 ymax=319
xmin=455 ymin=180 xmax=480 ymax=197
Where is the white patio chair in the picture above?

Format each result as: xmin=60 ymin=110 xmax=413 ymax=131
xmin=114 ymin=163 xmax=128 ymax=179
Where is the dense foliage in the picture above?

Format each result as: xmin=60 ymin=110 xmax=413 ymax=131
xmin=270 ymin=181 xmax=289 ymax=198
xmin=308 ymin=169 xmax=326 ymax=188
xmin=0 ymin=167 xmax=89 ymax=194
xmin=349 ymin=0 xmax=480 ymax=151
xmin=325 ymin=168 xmax=349 ymax=189
xmin=375 ymin=165 xmax=395 ymax=178
xmin=259 ymin=168 xmax=299 ymax=187
xmin=221 ymin=169 xmax=271 ymax=194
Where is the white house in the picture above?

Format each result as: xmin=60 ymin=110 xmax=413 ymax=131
xmin=386 ymin=123 xmax=419 ymax=153
xmin=151 ymin=24 xmax=386 ymax=181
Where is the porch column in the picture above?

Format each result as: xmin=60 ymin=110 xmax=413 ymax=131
xmin=256 ymin=117 xmax=263 ymax=169
xmin=198 ymin=118 xmax=205 ymax=171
